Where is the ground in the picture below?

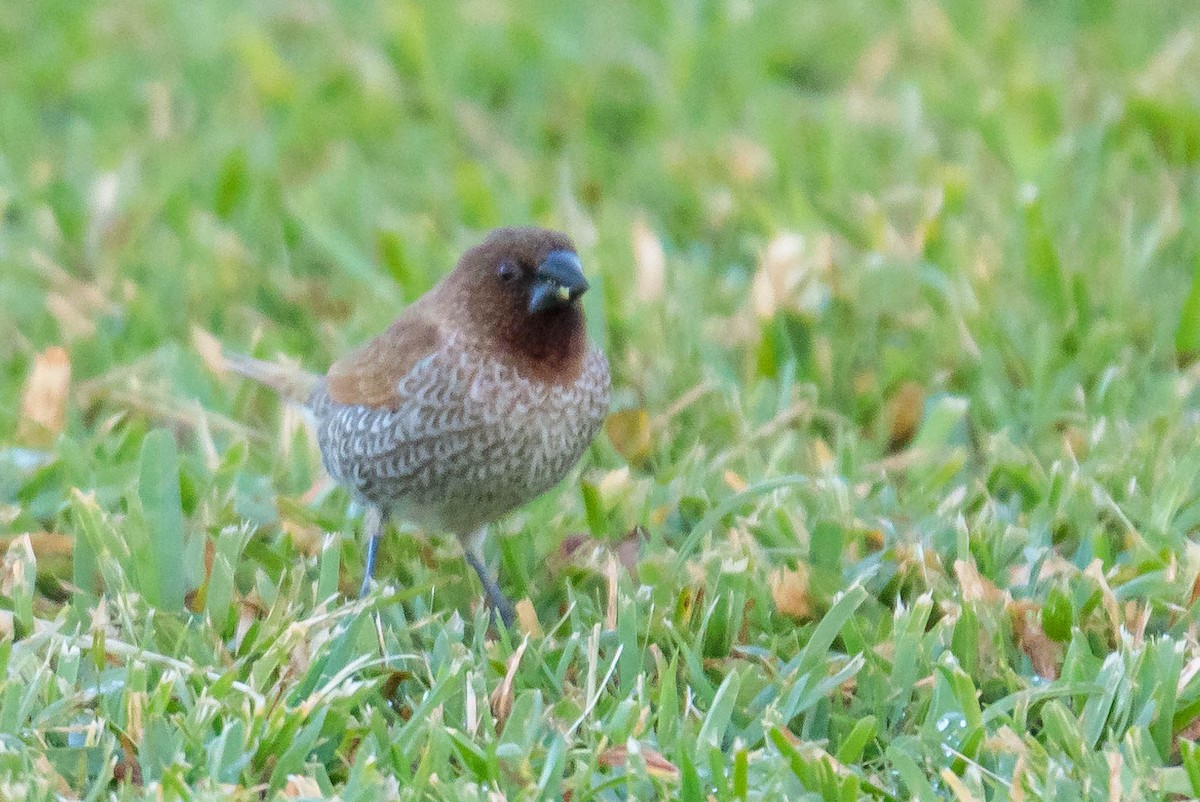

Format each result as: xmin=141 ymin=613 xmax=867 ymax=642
xmin=4 ymin=0 xmax=1200 ymax=799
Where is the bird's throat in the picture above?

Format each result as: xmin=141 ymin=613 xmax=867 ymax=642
xmin=501 ymin=306 xmax=588 ymax=384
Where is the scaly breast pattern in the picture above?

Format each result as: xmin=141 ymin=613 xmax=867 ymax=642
xmin=310 ymin=334 xmax=610 ymax=536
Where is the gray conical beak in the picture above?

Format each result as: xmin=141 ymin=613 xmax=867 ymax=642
xmin=529 ymin=250 xmax=588 ymax=314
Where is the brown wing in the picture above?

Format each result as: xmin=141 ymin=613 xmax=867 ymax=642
xmin=325 ymin=313 xmax=444 ymax=409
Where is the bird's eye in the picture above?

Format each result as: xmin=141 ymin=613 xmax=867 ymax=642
xmin=497 ymin=261 xmax=518 ymax=282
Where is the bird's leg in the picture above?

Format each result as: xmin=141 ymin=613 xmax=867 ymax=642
xmin=359 ymin=504 xmax=384 ymax=598
xmin=464 ymin=532 xmax=515 ymax=628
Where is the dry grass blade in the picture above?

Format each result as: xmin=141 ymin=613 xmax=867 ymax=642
xmin=631 ymin=217 xmax=665 ymax=303
xmin=1085 ymin=559 xmax=1123 ymax=644
xmin=191 ymin=325 xmax=227 ymax=376
xmin=515 ymin=598 xmax=543 ymax=638
xmin=749 ymin=232 xmax=831 ymax=320
xmin=954 ymin=559 xmax=1005 ymax=605
xmin=18 ymin=346 xmax=71 ymax=445
xmin=605 ymin=553 xmax=619 ymax=631
xmin=770 ymin=565 xmax=812 ymax=619
xmin=1009 ymin=600 xmax=1061 ymax=681
xmin=884 ymin=381 xmax=925 ymax=452
xmin=283 ymin=775 xmax=323 ymax=797
xmin=489 ymin=636 xmax=529 ymax=730
xmin=2 ymin=532 xmax=72 ymax=560
xmin=605 ymin=407 xmax=652 ymax=465
xmin=598 ymin=743 xmax=680 ymax=780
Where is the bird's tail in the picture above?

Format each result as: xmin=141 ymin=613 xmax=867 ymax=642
xmin=221 ymin=350 xmax=320 ymax=405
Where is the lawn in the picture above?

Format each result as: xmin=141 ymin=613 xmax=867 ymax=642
xmin=4 ymin=0 xmax=1200 ymax=799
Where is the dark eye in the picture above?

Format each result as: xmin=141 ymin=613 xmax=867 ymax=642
xmin=497 ymin=261 xmax=518 ymax=282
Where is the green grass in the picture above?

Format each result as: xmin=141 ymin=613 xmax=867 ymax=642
xmin=4 ymin=0 xmax=1200 ymax=798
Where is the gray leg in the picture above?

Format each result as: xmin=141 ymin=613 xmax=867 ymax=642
xmin=464 ymin=538 xmax=515 ymax=628
xmin=359 ymin=505 xmax=384 ymax=598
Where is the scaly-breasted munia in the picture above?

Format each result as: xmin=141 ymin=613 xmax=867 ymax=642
xmin=227 ymin=227 xmax=610 ymax=624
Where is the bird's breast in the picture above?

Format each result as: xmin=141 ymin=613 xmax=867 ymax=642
xmin=312 ymin=336 xmax=610 ymax=535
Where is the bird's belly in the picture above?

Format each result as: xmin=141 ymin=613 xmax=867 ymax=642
xmin=314 ymin=349 xmax=609 ymax=535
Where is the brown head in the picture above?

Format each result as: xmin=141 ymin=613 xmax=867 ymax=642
xmin=325 ymin=227 xmax=596 ymax=408
xmin=436 ymin=227 xmax=593 ymax=379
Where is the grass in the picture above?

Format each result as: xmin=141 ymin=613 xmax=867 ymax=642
xmin=4 ymin=0 xmax=1200 ymax=798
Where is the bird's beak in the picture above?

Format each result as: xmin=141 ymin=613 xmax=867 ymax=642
xmin=529 ymin=250 xmax=589 ymax=314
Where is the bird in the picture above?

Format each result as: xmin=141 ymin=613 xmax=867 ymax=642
xmin=224 ymin=226 xmax=611 ymax=626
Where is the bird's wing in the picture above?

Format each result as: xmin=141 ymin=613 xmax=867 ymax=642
xmin=325 ymin=313 xmax=444 ymax=409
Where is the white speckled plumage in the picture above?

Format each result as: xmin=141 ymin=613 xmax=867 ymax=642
xmin=310 ymin=332 xmax=610 ymax=538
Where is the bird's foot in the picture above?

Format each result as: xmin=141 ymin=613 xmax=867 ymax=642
xmin=488 ymin=592 xmax=517 ymax=631
xmin=465 ymin=550 xmax=516 ymax=630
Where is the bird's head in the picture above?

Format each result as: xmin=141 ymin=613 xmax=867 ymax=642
xmin=458 ymin=226 xmax=588 ymax=314
xmin=441 ymin=227 xmax=593 ymax=374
